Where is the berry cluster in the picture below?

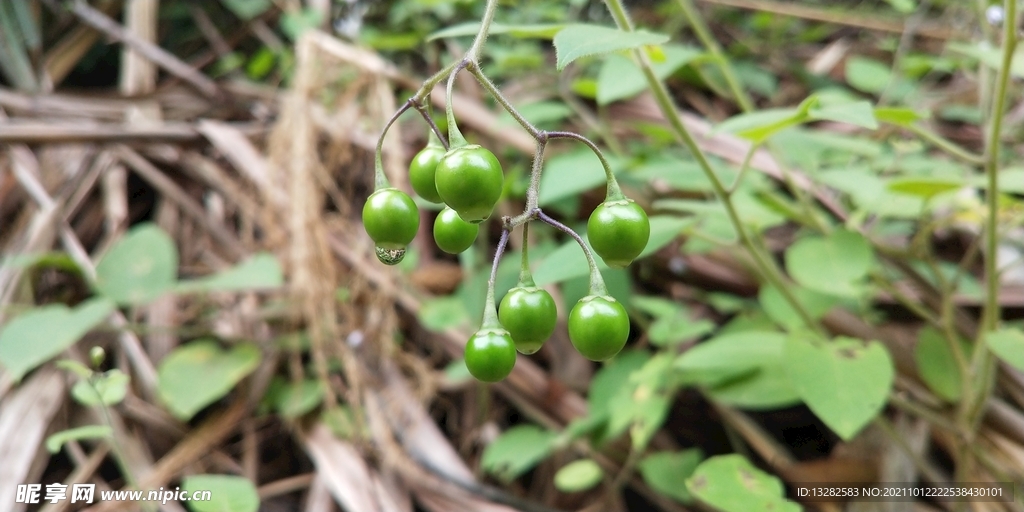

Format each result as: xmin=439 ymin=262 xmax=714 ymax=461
xmin=362 ymin=60 xmax=650 ymax=382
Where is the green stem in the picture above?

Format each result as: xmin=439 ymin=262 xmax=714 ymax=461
xmin=537 ymin=211 xmax=607 ymax=296
xmin=373 ymin=101 xmax=413 ymax=190
xmin=466 ymin=0 xmax=501 ymax=62
xmin=673 ymin=0 xmax=754 ymax=112
xmin=602 ymin=0 xmax=819 ymax=331
xmin=445 ymin=62 xmax=470 ymax=149
xmin=483 ymin=229 xmax=511 ymax=329
xmin=547 ymin=131 xmax=623 ymax=200
xmin=903 ymin=124 xmax=986 ymax=165
xmin=958 ymin=0 xmax=1017 ymax=483
xmin=519 ymin=222 xmax=535 ymax=286
xmin=727 ymin=143 xmax=757 ymax=194
xmin=468 ymin=65 xmax=543 ymax=139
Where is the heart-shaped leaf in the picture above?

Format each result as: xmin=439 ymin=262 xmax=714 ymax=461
xmin=686 ymin=454 xmax=800 ymax=512
xmin=784 ymin=229 xmax=875 ymax=297
xmin=784 ymin=336 xmax=894 ymax=440
xmin=95 ymin=223 xmax=178 ymax=305
xmin=0 ymin=297 xmax=115 ymax=381
xmin=157 ymin=340 xmax=260 ymax=420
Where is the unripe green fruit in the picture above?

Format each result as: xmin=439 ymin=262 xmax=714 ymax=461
xmin=433 ymin=207 xmax=479 ymax=254
xmin=464 ymin=328 xmax=517 ymax=382
xmin=568 ymin=295 xmax=630 ymax=361
xmin=588 ymin=199 xmax=650 ymax=267
xmin=409 ymin=145 xmax=446 ymax=203
xmin=434 ymin=145 xmax=504 ymax=223
xmin=499 ymin=286 xmax=557 ymax=354
xmin=362 ymin=188 xmax=419 ymax=250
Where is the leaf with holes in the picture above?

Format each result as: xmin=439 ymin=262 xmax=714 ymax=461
xmin=95 ymin=223 xmax=178 ymax=305
xmin=0 ymin=297 xmax=114 ymax=381
xmin=784 ymin=336 xmax=894 ymax=440
xmin=686 ymin=455 xmax=800 ymax=512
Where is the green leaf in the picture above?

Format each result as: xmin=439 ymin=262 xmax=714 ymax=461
xmin=597 ymin=45 xmax=703 ymax=105
xmin=0 ymin=297 xmax=115 ymax=381
xmin=45 ymin=425 xmax=113 ymax=453
xmin=554 ymin=459 xmax=604 ymax=492
xmin=845 ymin=56 xmax=893 ymax=95
xmin=418 ymin=297 xmax=470 ymax=332
xmin=986 ymin=329 xmax=1024 ymax=371
xmin=72 ymin=369 xmax=129 ymax=407
xmin=157 ymin=340 xmax=261 ymax=421
xmin=875 ymin=107 xmax=927 ymax=126
xmin=538 ymin=149 xmax=624 ymax=207
xmin=675 ymin=332 xmax=778 ymax=386
xmin=914 ymin=327 xmax=965 ymax=402
xmin=427 ymin=22 xmax=566 ymax=41
xmin=588 ymin=350 xmax=651 ymax=419
xmin=686 ymin=455 xmax=800 ymax=512
xmin=885 ymin=0 xmax=917 ymax=13
xmin=219 ymin=0 xmax=272 ymax=20
xmin=946 ymin=41 xmax=1024 ymax=78
xmin=809 ymin=101 xmax=878 ymax=130
xmin=273 ymin=379 xmax=324 ymax=419
xmin=175 ymin=253 xmax=283 ymax=293
xmin=679 ymin=331 xmax=801 ymax=410
xmin=554 ymin=24 xmax=670 ymax=70
xmin=784 ymin=229 xmax=875 ymax=297
xmin=714 ymin=107 xmax=804 ymax=144
xmin=280 ymin=8 xmax=323 ymax=41
xmin=639 ymin=449 xmax=703 ymax=504
xmin=887 ymin=177 xmax=964 ymax=200
xmin=784 ymin=336 xmax=894 ymax=440
xmin=95 ymin=223 xmax=178 ymax=305
xmin=182 ymin=475 xmax=259 ymax=512
xmin=758 ymin=285 xmax=837 ymax=331
xmin=481 ymin=425 xmax=559 ymax=483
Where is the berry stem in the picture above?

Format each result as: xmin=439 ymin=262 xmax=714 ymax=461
xmin=417 ymin=102 xmax=449 ymax=150
xmin=482 ymin=229 xmax=511 ymax=329
xmin=537 ymin=211 xmax=607 ymax=297
xmin=518 ymin=222 xmax=536 ymax=286
xmin=372 ymin=100 xmax=413 ymax=190
xmin=547 ymin=131 xmax=623 ymax=201
xmin=445 ymin=61 xmax=471 ymax=149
